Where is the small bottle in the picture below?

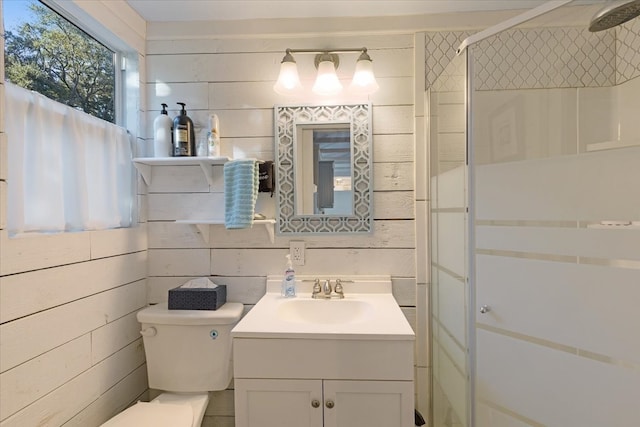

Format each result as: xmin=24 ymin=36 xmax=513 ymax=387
xmin=281 ymin=254 xmax=296 ymax=298
xmin=173 ymin=102 xmax=196 ymax=157
xmin=208 ymin=113 xmax=221 ymax=157
xmin=153 ymin=103 xmax=172 ymax=157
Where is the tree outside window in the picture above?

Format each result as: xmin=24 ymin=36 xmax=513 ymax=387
xmin=4 ymin=1 xmax=116 ymax=123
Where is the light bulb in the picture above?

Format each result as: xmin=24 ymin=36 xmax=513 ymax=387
xmin=273 ymin=53 xmax=302 ymax=95
xmin=350 ymin=51 xmax=379 ymax=94
xmin=312 ymin=60 xmax=343 ymax=96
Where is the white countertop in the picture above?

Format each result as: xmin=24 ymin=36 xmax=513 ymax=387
xmin=231 ymin=276 xmax=415 ymax=340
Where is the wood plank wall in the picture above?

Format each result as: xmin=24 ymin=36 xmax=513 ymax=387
xmin=0 ymin=2 xmax=150 ymax=426
xmin=0 ymin=232 xmax=148 ymax=426
xmin=144 ymin=28 xmax=418 ymax=426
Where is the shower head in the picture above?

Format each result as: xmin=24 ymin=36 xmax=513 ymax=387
xmin=588 ymin=0 xmax=640 ymax=32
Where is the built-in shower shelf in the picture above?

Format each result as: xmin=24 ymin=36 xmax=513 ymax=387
xmin=586 ymin=223 xmax=640 ymax=229
xmin=132 ymin=156 xmax=230 ymax=186
xmin=585 ymin=139 xmax=640 ymax=152
xmin=175 ymin=219 xmax=276 ymax=243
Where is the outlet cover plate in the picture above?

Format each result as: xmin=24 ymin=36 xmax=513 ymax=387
xmin=290 ymin=241 xmax=305 ymax=266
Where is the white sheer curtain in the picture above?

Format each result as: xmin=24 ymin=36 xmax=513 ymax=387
xmin=5 ymin=82 xmax=134 ymax=235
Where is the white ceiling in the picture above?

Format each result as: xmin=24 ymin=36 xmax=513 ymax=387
xmin=126 ymin=0 xmax=561 ymax=22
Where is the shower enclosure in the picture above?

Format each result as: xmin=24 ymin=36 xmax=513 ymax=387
xmin=429 ymin=2 xmax=640 ymax=426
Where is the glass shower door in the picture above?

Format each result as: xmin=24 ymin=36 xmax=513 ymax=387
xmin=470 ymin=20 xmax=640 ymax=425
xmin=429 ymin=52 xmax=471 ymax=427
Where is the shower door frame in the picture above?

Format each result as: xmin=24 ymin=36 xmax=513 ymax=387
xmin=465 ymin=47 xmax=477 ymax=427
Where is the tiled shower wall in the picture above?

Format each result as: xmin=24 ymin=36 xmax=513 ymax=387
xmin=425 ymin=16 xmax=640 ymax=90
xmin=616 ymin=15 xmax=640 ymax=82
xmin=423 ymin=19 xmax=640 ymax=193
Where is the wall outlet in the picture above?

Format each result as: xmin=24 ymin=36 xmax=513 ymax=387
xmin=290 ymin=241 xmax=305 ymax=266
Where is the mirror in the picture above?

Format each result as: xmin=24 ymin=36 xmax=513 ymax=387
xmin=295 ymin=123 xmax=352 ymax=215
xmin=275 ymin=103 xmax=372 ymax=234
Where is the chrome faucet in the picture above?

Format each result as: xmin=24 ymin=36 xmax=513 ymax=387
xmin=322 ymin=279 xmax=332 ymax=295
xmin=311 ymin=279 xmax=345 ymax=299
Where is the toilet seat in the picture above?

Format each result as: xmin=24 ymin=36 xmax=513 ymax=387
xmin=101 ymin=401 xmax=193 ymax=427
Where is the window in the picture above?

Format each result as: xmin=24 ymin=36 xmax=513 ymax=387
xmin=3 ymin=1 xmax=135 ymax=235
xmin=3 ymin=0 xmax=116 ymax=123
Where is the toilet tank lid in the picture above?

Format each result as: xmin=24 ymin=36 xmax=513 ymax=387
xmin=137 ymin=302 xmax=244 ymax=326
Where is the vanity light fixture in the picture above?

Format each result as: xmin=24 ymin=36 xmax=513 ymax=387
xmin=312 ymin=52 xmax=343 ymax=96
xmin=350 ymin=49 xmax=380 ymax=94
xmin=273 ymin=50 xmax=303 ymax=95
xmin=273 ymin=48 xmax=379 ymax=96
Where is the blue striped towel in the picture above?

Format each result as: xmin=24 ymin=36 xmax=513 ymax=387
xmin=224 ymin=159 xmax=259 ymax=229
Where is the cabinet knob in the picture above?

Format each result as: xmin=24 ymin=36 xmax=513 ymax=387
xmin=480 ymin=305 xmax=491 ymax=314
xmin=311 ymin=399 xmax=320 ymax=408
xmin=325 ymin=400 xmax=335 ymax=409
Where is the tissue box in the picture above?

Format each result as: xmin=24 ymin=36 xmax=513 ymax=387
xmin=168 ymin=285 xmax=227 ymax=310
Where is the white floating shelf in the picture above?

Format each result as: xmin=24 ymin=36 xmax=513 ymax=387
xmin=132 ymin=156 xmax=230 ymax=185
xmin=175 ymin=219 xmax=276 ymax=243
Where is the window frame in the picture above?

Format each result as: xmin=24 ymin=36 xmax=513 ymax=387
xmin=4 ymin=0 xmax=126 ymax=126
xmin=43 ymin=0 xmax=127 ymax=126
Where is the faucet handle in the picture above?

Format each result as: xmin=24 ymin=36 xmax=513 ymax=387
xmin=312 ymin=278 xmax=321 ymax=295
xmin=334 ymin=279 xmax=344 ymax=295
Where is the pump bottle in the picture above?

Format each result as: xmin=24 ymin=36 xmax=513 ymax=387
xmin=153 ymin=103 xmax=172 ymax=157
xmin=207 ymin=113 xmax=221 ymax=157
xmin=281 ymin=254 xmax=297 ymax=297
xmin=172 ymin=102 xmax=196 ymax=156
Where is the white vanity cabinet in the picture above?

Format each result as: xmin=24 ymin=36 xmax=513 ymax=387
xmin=235 ymin=378 xmax=413 ymax=427
xmin=232 ymin=336 xmax=415 ymax=427
xmin=231 ymin=277 xmax=416 ymax=427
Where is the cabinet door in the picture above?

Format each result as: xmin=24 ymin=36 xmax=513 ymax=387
xmin=235 ymin=378 xmax=323 ymax=427
xmin=323 ymin=380 xmax=414 ymax=427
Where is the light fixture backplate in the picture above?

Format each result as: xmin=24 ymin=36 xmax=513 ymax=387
xmin=313 ymin=53 xmax=340 ymax=69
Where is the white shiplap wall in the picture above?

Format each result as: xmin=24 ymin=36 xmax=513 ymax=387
xmin=0 ymin=1 xmax=149 ymax=426
xmin=144 ymin=25 xmax=418 ymax=426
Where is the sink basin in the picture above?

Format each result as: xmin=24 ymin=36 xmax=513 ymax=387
xmin=231 ymin=275 xmax=416 ymax=340
xmin=276 ymin=298 xmax=374 ymax=324
xmin=232 ymin=275 xmax=415 ymax=401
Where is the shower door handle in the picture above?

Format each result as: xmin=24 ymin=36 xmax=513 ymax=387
xmin=479 ymin=305 xmax=491 ymax=314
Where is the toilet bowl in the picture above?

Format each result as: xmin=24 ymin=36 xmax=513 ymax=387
xmin=100 ymin=302 xmax=244 ymax=427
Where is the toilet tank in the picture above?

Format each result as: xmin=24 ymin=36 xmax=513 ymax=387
xmin=137 ymin=302 xmax=244 ymax=392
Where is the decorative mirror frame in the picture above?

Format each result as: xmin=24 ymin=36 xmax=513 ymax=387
xmin=275 ymin=103 xmax=373 ymax=234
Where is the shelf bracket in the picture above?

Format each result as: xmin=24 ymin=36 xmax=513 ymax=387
xmin=133 ymin=162 xmax=152 ymax=185
xmin=198 ymin=161 xmax=216 ymax=187
xmin=263 ymin=221 xmax=275 ymax=243
xmin=194 ymin=223 xmax=210 ymax=241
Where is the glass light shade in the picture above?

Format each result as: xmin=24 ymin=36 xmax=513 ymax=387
xmin=350 ymin=58 xmax=379 ymax=94
xmin=273 ymin=61 xmax=302 ymax=95
xmin=312 ymin=60 xmax=343 ymax=96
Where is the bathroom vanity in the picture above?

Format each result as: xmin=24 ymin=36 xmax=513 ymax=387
xmin=231 ymin=276 xmax=415 ymax=427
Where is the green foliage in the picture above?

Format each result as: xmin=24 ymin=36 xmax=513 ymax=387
xmin=4 ymin=2 xmax=116 ymax=122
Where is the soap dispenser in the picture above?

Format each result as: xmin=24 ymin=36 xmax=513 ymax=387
xmin=281 ymin=254 xmax=297 ymax=298
xmin=153 ymin=103 xmax=172 ymax=157
xmin=172 ymin=102 xmax=196 ymax=157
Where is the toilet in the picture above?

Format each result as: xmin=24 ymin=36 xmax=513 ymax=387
xmin=101 ymin=301 xmax=244 ymax=427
